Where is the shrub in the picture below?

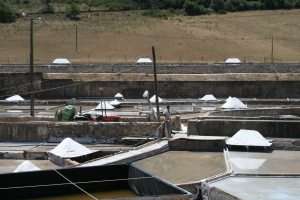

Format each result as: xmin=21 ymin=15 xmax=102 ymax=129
xmin=211 ymin=0 xmax=225 ymax=12
xmin=294 ymin=0 xmax=300 ymax=8
xmin=284 ymin=0 xmax=293 ymax=9
xmin=65 ymin=3 xmax=80 ymax=18
xmin=0 ymin=1 xmax=17 ymax=22
xmin=23 ymin=0 xmax=30 ymax=4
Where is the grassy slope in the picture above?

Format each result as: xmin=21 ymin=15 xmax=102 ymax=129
xmin=1 ymin=7 xmax=300 ymax=64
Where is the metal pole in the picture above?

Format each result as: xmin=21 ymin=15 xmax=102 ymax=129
xmin=271 ymin=36 xmax=273 ymax=63
xmin=30 ymin=18 xmax=34 ymax=117
xmin=152 ymin=46 xmax=160 ymax=122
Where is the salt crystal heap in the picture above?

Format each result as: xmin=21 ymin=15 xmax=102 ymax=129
xmin=226 ymin=129 xmax=271 ymax=147
xmin=95 ymin=101 xmax=114 ymax=110
xmin=5 ymin=95 xmax=25 ymax=102
xmin=200 ymin=94 xmax=217 ymax=101
xmin=14 ymin=161 xmax=41 ymax=173
xmin=150 ymin=95 xmax=163 ymax=103
xmin=114 ymin=93 xmax=124 ymax=100
xmin=226 ymin=96 xmax=232 ymax=102
xmin=49 ymin=138 xmax=93 ymax=158
xmin=110 ymin=99 xmax=121 ymax=107
xmin=221 ymin=97 xmax=247 ymax=109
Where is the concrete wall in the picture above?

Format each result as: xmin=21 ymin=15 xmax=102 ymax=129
xmin=168 ymin=138 xmax=226 ymax=150
xmin=208 ymin=107 xmax=300 ymax=117
xmin=188 ymin=119 xmax=300 ymax=138
xmin=38 ymin=80 xmax=300 ymax=98
xmin=1 ymin=63 xmax=300 ymax=74
xmin=0 ymin=122 xmax=162 ymax=142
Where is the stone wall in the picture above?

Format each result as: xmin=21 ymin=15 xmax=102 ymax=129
xmin=188 ymin=119 xmax=300 ymax=138
xmin=1 ymin=63 xmax=300 ymax=74
xmin=0 ymin=122 xmax=162 ymax=142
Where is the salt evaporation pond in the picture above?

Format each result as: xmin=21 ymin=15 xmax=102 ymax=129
xmin=134 ymin=151 xmax=226 ymax=184
xmin=21 ymin=189 xmax=139 ymax=200
xmin=229 ymin=150 xmax=300 ymax=174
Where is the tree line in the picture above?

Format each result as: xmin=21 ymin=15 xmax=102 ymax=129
xmin=1 ymin=0 xmax=300 ymax=22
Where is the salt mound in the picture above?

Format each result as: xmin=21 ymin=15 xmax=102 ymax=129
xmin=49 ymin=138 xmax=93 ymax=158
xmin=181 ymin=124 xmax=187 ymax=132
xmin=5 ymin=95 xmax=25 ymax=101
xmin=200 ymin=94 xmax=217 ymax=101
xmin=114 ymin=93 xmax=123 ymax=98
xmin=95 ymin=101 xmax=114 ymax=110
xmin=226 ymin=96 xmax=232 ymax=102
xmin=226 ymin=129 xmax=271 ymax=147
xmin=221 ymin=97 xmax=247 ymax=109
xmin=150 ymin=95 xmax=163 ymax=103
xmin=14 ymin=161 xmax=41 ymax=173
xmin=110 ymin=99 xmax=121 ymax=106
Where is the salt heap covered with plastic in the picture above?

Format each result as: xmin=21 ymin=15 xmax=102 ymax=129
xmin=200 ymin=94 xmax=217 ymax=101
xmin=5 ymin=95 xmax=25 ymax=101
xmin=95 ymin=101 xmax=114 ymax=110
xmin=49 ymin=138 xmax=94 ymax=158
xmin=221 ymin=97 xmax=247 ymax=109
xmin=150 ymin=95 xmax=163 ymax=103
xmin=14 ymin=161 xmax=41 ymax=173
xmin=226 ymin=129 xmax=271 ymax=147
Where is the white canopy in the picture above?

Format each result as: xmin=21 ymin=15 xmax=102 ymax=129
xmin=137 ymin=58 xmax=152 ymax=63
xmin=221 ymin=97 xmax=247 ymax=109
xmin=225 ymin=58 xmax=241 ymax=64
xmin=48 ymin=138 xmax=94 ymax=158
xmin=150 ymin=95 xmax=163 ymax=103
xmin=14 ymin=161 xmax=41 ymax=173
xmin=53 ymin=58 xmax=70 ymax=64
xmin=5 ymin=95 xmax=25 ymax=101
xmin=226 ymin=129 xmax=271 ymax=147
xmin=95 ymin=101 xmax=115 ymax=110
xmin=200 ymin=94 xmax=217 ymax=101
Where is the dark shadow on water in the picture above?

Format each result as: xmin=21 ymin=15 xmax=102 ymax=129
xmin=228 ymin=145 xmax=274 ymax=153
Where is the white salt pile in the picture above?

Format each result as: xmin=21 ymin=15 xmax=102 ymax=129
xmin=95 ymin=101 xmax=114 ymax=110
xmin=52 ymin=58 xmax=70 ymax=64
xmin=226 ymin=96 xmax=232 ymax=102
xmin=181 ymin=124 xmax=187 ymax=132
xmin=226 ymin=129 xmax=271 ymax=147
xmin=150 ymin=95 xmax=163 ymax=103
xmin=49 ymin=137 xmax=93 ymax=158
xmin=110 ymin=99 xmax=121 ymax=107
xmin=5 ymin=95 xmax=25 ymax=101
xmin=200 ymin=94 xmax=217 ymax=101
xmin=137 ymin=58 xmax=152 ymax=63
xmin=114 ymin=93 xmax=123 ymax=98
xmin=221 ymin=97 xmax=247 ymax=109
xmin=14 ymin=161 xmax=41 ymax=173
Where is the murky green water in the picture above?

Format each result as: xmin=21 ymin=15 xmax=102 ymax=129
xmin=20 ymin=189 xmax=139 ymax=200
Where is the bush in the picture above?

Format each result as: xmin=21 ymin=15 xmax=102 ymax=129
xmin=23 ymin=0 xmax=30 ymax=4
xmin=0 ymin=1 xmax=17 ymax=22
xmin=211 ymin=0 xmax=225 ymax=12
xmin=284 ymin=0 xmax=293 ymax=9
xmin=65 ymin=3 xmax=80 ymax=18
xmin=294 ymin=0 xmax=300 ymax=8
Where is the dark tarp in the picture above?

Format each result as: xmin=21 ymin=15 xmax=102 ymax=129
xmin=0 ymin=164 xmax=188 ymax=199
xmin=128 ymin=164 xmax=187 ymax=196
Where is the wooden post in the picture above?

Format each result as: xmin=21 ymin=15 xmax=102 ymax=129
xmin=202 ymin=56 xmax=203 ymax=62
xmin=110 ymin=55 xmax=111 ymax=62
xmin=8 ymin=57 xmax=9 ymax=64
xmin=244 ymin=56 xmax=245 ymax=62
xmin=152 ymin=46 xmax=160 ymax=123
xmin=180 ymin=55 xmax=181 ymax=62
xmin=76 ymin=26 xmax=77 ymax=52
xmin=271 ymin=36 xmax=273 ymax=63
xmin=125 ymin=55 xmax=126 ymax=61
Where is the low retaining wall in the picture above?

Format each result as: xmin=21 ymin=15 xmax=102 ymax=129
xmin=208 ymin=107 xmax=300 ymax=117
xmin=188 ymin=119 xmax=300 ymax=138
xmin=0 ymin=122 xmax=162 ymax=142
xmin=1 ymin=63 xmax=300 ymax=74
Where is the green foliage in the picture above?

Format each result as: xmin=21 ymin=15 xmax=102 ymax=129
xmin=23 ymin=0 xmax=30 ymax=4
xmin=40 ymin=0 xmax=55 ymax=14
xmin=65 ymin=3 xmax=80 ymax=18
xmin=15 ymin=0 xmax=21 ymax=4
xmin=211 ymin=0 xmax=225 ymax=12
xmin=140 ymin=9 xmax=169 ymax=18
xmin=0 ymin=1 xmax=17 ymax=22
